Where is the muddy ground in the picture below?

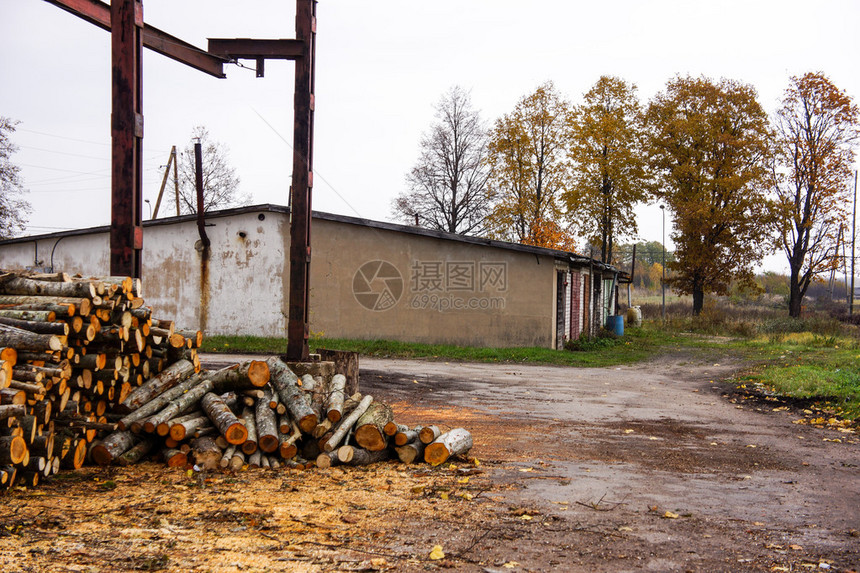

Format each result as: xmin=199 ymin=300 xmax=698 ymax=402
xmin=1 ymin=349 xmax=858 ymax=572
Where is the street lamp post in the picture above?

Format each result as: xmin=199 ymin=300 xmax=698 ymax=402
xmin=660 ymin=205 xmax=666 ymax=321
xmin=144 ymin=199 xmax=152 ymax=220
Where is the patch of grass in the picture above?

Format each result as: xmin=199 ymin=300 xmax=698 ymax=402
xmin=202 ymin=327 xmax=684 ymax=368
xmin=735 ymin=334 xmax=860 ymax=420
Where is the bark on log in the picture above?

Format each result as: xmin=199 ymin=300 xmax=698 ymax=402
xmin=200 ymin=392 xmax=247 ymax=445
xmin=162 ymin=447 xmax=187 ymax=467
xmin=167 ymin=412 xmax=208 ymax=441
xmin=0 ymin=316 xmax=68 ymax=335
xmin=354 ymin=402 xmax=394 ymax=452
xmin=228 ymin=450 xmax=245 ymax=471
xmin=0 ymin=404 xmax=26 ymax=420
xmin=316 ymin=349 xmax=359 ymax=396
xmin=0 ymin=275 xmax=96 ymax=299
xmin=116 ymin=372 xmax=204 ymax=431
xmin=119 ymin=359 xmax=195 ymax=412
xmin=192 ymin=436 xmax=222 ymax=470
xmin=90 ymin=430 xmax=137 ymax=466
xmin=255 ymin=387 xmax=279 ymax=454
xmin=424 ymin=428 xmax=473 ymax=466
xmin=266 ymin=357 xmax=317 ymax=433
xmin=395 ymin=426 xmax=422 ymax=447
xmin=322 ymin=395 xmax=373 ymax=453
xmin=315 ymin=450 xmax=340 ymax=469
xmin=419 ymin=425 xmax=442 ymax=445
xmin=395 ymin=439 xmax=426 ymax=464
xmin=0 ymin=435 xmax=27 ymax=465
xmin=326 ymin=374 xmax=346 ymax=422
xmin=146 ymin=380 xmax=214 ymax=434
xmin=220 ymin=444 xmax=237 ymax=469
xmin=0 ymin=296 xmax=91 ymax=316
xmin=209 ymin=360 xmax=270 ymax=393
xmin=0 ymin=324 xmax=61 ymax=352
xmin=342 ymin=446 xmax=390 ymax=466
xmin=240 ymin=406 xmax=258 ymax=455
xmin=117 ymin=439 xmax=154 ymax=466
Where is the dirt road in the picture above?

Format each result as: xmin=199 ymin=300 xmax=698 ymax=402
xmin=358 ymin=352 xmax=860 ymax=572
xmin=1 ymin=350 xmax=857 ymax=572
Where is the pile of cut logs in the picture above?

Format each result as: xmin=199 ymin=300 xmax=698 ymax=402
xmin=0 ymin=270 xmax=472 ymax=490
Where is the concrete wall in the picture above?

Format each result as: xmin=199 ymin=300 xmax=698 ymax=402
xmin=309 ymin=218 xmax=556 ymax=347
xmin=0 ymin=206 xmax=611 ymax=348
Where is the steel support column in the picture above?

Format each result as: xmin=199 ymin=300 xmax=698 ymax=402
xmin=285 ymin=0 xmax=316 ymax=361
xmin=110 ymin=0 xmax=143 ymax=278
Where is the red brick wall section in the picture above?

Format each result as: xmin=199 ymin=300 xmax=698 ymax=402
xmin=569 ymin=271 xmax=581 ymax=340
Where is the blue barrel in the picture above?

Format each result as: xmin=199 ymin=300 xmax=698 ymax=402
xmin=605 ymin=315 xmax=624 ymax=336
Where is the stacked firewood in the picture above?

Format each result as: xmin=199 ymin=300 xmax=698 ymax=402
xmin=0 ymin=269 xmax=472 ymax=489
xmin=0 ymin=270 xmax=200 ymax=488
xmin=96 ymin=356 xmax=473 ymax=472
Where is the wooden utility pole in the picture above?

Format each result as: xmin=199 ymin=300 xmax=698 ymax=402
xmin=851 ymin=171 xmax=857 ymax=315
xmin=152 ymin=146 xmax=176 ymax=219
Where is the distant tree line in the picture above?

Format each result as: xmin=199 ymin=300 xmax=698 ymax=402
xmin=392 ymin=73 xmax=859 ymax=317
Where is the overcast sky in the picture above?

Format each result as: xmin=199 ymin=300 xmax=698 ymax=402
xmin=2 ymin=0 xmax=859 ymax=274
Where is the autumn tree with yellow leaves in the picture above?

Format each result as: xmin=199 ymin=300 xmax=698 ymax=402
xmin=566 ymin=76 xmax=651 ymax=263
xmin=774 ymin=72 xmax=859 ymax=318
xmin=645 ymin=76 xmax=775 ymax=315
xmin=485 ymin=82 xmax=574 ymax=249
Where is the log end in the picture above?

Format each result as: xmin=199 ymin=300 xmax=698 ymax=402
xmin=224 ymin=423 xmax=249 ymax=446
xmin=258 ymin=435 xmax=280 ymax=454
xmin=424 ymin=443 xmax=451 ymax=466
xmin=90 ymin=443 xmax=113 ymax=467
xmin=246 ymin=360 xmax=270 ymax=387
xmin=326 ymin=410 xmax=342 ymax=424
xmin=354 ymin=426 xmax=387 ymax=452
xmin=298 ymin=414 xmax=318 ymax=435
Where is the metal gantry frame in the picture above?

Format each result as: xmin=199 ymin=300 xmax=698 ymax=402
xmin=44 ymin=0 xmax=316 ymax=360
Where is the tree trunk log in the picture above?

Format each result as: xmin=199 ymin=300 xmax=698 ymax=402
xmin=0 ymin=316 xmax=68 ymax=335
xmin=0 ymin=324 xmax=61 ymax=352
xmin=162 ymin=447 xmax=187 ymax=467
xmin=90 ymin=430 xmax=137 ymax=466
xmin=192 ymin=435 xmax=222 ymax=470
xmin=0 ymin=275 xmax=97 ymax=299
xmin=326 ymin=373 xmax=347 ymax=422
xmin=0 ymin=435 xmax=27 ymax=465
xmin=119 ymin=359 xmax=195 ymax=412
xmin=395 ymin=439 xmax=426 ymax=464
xmin=167 ymin=413 xmax=209 ymax=441
xmin=395 ymin=426 xmax=422 ymax=447
xmin=266 ymin=357 xmax=318 ymax=433
xmin=419 ymin=425 xmax=442 ymax=444
xmin=315 ymin=450 xmax=340 ymax=469
xmin=354 ymin=402 xmax=394 ymax=452
xmin=240 ymin=406 xmax=258 ymax=455
xmin=117 ymin=438 xmax=154 ymax=466
xmin=201 ymin=392 xmax=247 ymax=445
xmin=145 ymin=380 xmax=213 ymax=434
xmin=209 ymin=360 xmax=270 ymax=392
xmin=343 ymin=446 xmax=390 ymax=466
xmin=255 ymin=387 xmax=279 ymax=454
xmin=0 ymin=404 xmax=26 ymax=420
xmin=424 ymin=428 xmax=473 ymax=466
xmin=220 ymin=444 xmax=237 ymax=468
xmin=322 ymin=394 xmax=373 ymax=453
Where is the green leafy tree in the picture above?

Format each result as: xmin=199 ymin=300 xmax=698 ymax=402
xmin=0 ymin=117 xmax=31 ymax=238
xmin=645 ymin=76 xmax=775 ymax=314
xmin=566 ymin=76 xmax=651 ymax=262
xmin=773 ymin=72 xmax=859 ymax=317
xmin=485 ymin=82 xmax=574 ymax=249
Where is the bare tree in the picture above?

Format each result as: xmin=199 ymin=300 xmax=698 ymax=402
xmin=169 ymin=126 xmax=249 ymax=215
xmin=0 ymin=117 xmax=31 ymax=239
xmin=392 ymin=86 xmax=491 ymax=235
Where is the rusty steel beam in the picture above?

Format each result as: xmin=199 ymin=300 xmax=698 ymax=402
xmin=208 ymin=38 xmax=303 ymax=61
xmin=109 ymin=0 xmax=143 ymax=278
xmin=44 ymin=0 xmax=227 ymax=78
xmin=285 ymin=0 xmax=316 ymax=362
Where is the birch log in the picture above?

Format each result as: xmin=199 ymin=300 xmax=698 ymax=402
xmin=119 ymin=359 xmax=195 ymax=412
xmin=395 ymin=439 xmax=426 ymax=464
xmin=353 ymin=402 xmax=394 ymax=452
xmin=200 ymin=392 xmax=247 ymax=445
xmin=322 ymin=394 xmax=372 ymax=453
xmin=326 ymin=374 xmax=346 ymax=422
xmin=424 ymin=428 xmax=473 ymax=466
xmin=266 ymin=357 xmax=317 ymax=433
xmin=90 ymin=430 xmax=137 ymax=466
